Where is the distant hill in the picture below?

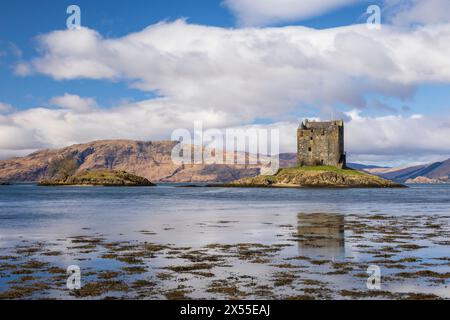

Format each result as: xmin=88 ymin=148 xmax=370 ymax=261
xmin=0 ymin=140 xmax=261 ymax=183
xmin=346 ymin=163 xmax=389 ymax=170
xmin=2 ymin=140 xmax=447 ymax=184
xmin=279 ymin=153 xmax=297 ymax=168
xmin=364 ymin=159 xmax=450 ymax=183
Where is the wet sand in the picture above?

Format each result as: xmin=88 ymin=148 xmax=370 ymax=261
xmin=1 ymin=213 xmax=449 ymax=300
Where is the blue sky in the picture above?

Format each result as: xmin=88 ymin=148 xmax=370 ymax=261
xmin=1 ymin=0 xmax=448 ymax=117
xmin=1 ymin=0 xmax=236 ymax=109
xmin=1 ymin=0 xmax=450 ymax=165
xmin=1 ymin=0 xmax=392 ymax=112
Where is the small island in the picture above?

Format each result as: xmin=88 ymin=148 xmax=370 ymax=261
xmin=0 ymin=181 xmax=11 ymax=185
xmin=214 ymin=166 xmax=405 ymax=188
xmin=39 ymin=170 xmax=155 ymax=187
xmin=214 ymin=120 xmax=405 ymax=189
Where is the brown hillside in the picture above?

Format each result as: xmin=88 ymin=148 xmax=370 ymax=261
xmin=0 ymin=140 xmax=262 ymax=183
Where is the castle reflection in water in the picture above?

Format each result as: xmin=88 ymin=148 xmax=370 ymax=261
xmin=296 ymin=213 xmax=346 ymax=259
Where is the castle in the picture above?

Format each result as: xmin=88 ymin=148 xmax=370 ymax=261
xmin=297 ymin=120 xmax=346 ymax=168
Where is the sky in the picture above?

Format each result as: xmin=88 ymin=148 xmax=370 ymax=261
xmin=1 ymin=0 xmax=450 ymax=166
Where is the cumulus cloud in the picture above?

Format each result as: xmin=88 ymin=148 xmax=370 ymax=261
xmin=0 ymin=102 xmax=14 ymax=113
xmin=0 ymin=97 xmax=236 ymax=159
xmin=2 ymin=102 xmax=450 ymax=166
xmin=385 ymin=0 xmax=450 ymax=27
xmin=344 ymin=110 xmax=450 ymax=161
xmin=14 ymin=63 xmax=32 ymax=76
xmin=49 ymin=93 xmax=97 ymax=113
xmin=238 ymin=111 xmax=450 ymax=166
xmin=223 ymin=0 xmax=362 ymax=26
xmin=16 ymin=21 xmax=450 ymax=118
xmin=223 ymin=0 xmax=450 ymax=28
xmin=4 ymin=20 xmax=450 ymax=164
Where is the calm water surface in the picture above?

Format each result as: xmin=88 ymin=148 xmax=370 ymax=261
xmin=0 ymin=184 xmax=449 ymax=299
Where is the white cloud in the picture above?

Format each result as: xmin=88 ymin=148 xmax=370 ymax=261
xmin=223 ymin=0 xmax=450 ymax=28
xmin=223 ymin=0 xmax=362 ymax=26
xmin=14 ymin=63 xmax=32 ymax=76
xmin=385 ymin=0 xmax=450 ymax=27
xmin=2 ymin=103 xmax=450 ymax=166
xmin=4 ymin=20 xmax=450 ymax=165
xmin=239 ymin=111 xmax=450 ymax=166
xmin=344 ymin=110 xmax=450 ymax=160
xmin=0 ymin=102 xmax=14 ymax=113
xmin=0 ymin=149 xmax=36 ymax=160
xmin=49 ymin=93 xmax=97 ymax=113
xmin=0 ymin=97 xmax=235 ymax=158
xmin=16 ymin=21 xmax=450 ymax=119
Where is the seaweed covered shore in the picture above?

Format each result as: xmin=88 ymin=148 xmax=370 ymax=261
xmin=0 ymin=213 xmax=448 ymax=300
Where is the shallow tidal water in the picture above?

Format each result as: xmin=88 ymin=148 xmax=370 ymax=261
xmin=0 ymin=184 xmax=450 ymax=300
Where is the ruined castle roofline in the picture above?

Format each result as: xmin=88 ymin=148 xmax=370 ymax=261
xmin=301 ymin=120 xmax=344 ymax=130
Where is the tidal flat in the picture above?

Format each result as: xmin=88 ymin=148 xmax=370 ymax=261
xmin=0 ymin=184 xmax=450 ymax=299
xmin=1 ymin=213 xmax=450 ymax=299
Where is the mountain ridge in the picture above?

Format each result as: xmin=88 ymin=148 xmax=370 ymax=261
xmin=0 ymin=140 xmax=263 ymax=183
xmin=363 ymin=159 xmax=450 ymax=183
xmin=1 ymin=139 xmax=449 ymax=183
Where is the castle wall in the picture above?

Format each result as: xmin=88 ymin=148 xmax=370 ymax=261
xmin=297 ymin=120 xmax=345 ymax=168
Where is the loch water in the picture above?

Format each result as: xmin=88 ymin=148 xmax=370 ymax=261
xmin=0 ymin=184 xmax=449 ymax=299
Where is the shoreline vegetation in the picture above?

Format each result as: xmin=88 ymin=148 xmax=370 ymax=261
xmin=210 ymin=166 xmax=405 ymax=189
xmin=38 ymin=170 xmax=155 ymax=187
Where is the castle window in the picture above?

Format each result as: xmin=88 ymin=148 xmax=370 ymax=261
xmin=308 ymin=147 xmax=312 ymax=152
xmin=310 ymin=137 xmax=313 ymax=140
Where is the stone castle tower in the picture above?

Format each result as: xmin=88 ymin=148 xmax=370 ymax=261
xmin=297 ymin=120 xmax=346 ymax=168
